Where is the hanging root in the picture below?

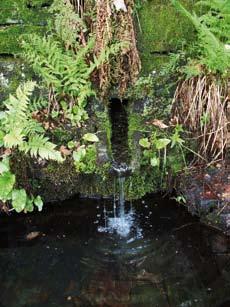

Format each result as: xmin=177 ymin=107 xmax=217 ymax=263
xmin=94 ymin=0 xmax=141 ymax=96
xmin=172 ymin=75 xmax=230 ymax=162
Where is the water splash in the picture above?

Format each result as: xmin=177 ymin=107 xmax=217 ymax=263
xmin=98 ymin=172 xmax=141 ymax=238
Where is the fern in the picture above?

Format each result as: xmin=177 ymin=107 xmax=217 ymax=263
xmin=20 ymin=135 xmax=63 ymax=161
xmin=50 ymin=0 xmax=87 ymax=49
xmin=21 ymin=0 xmax=122 ymax=125
xmin=172 ymin=0 xmax=230 ymax=75
xmin=1 ymin=82 xmax=63 ymax=162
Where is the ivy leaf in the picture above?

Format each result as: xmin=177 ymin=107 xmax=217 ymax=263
xmin=0 ymin=171 xmax=15 ymax=201
xmin=150 ymin=157 xmax=160 ymax=167
xmin=12 ymin=189 xmax=27 ymax=213
xmin=155 ymin=138 xmax=171 ymax=150
xmin=139 ymin=138 xmax=151 ymax=149
xmin=34 ymin=195 xmax=43 ymax=212
xmin=82 ymin=133 xmax=99 ymax=143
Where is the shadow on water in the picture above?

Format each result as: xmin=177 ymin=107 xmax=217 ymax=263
xmin=0 ymin=195 xmax=229 ymax=307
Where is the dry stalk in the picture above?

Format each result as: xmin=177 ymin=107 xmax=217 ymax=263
xmin=172 ymin=75 xmax=229 ymax=162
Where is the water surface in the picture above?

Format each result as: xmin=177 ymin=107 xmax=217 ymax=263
xmin=0 ymin=195 xmax=229 ymax=307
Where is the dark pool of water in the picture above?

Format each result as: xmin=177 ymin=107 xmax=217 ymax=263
xmin=0 ymin=195 xmax=229 ymax=307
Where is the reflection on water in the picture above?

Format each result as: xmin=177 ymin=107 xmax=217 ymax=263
xmin=0 ymin=195 xmax=229 ymax=307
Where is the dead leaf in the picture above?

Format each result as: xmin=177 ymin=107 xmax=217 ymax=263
xmin=147 ymin=119 xmax=168 ymax=129
xmin=60 ymin=145 xmax=72 ymax=156
xmin=4 ymin=148 xmax=12 ymax=156
xmin=44 ymin=122 xmax=50 ymax=130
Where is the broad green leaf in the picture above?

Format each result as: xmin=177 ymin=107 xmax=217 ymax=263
xmin=150 ymin=157 xmax=160 ymax=167
xmin=0 ymin=157 xmax=10 ymax=174
xmin=155 ymin=138 xmax=171 ymax=150
xmin=0 ymin=172 xmax=15 ymax=201
xmin=34 ymin=195 xmax=43 ymax=212
xmin=73 ymin=147 xmax=86 ymax=162
xmin=82 ymin=133 xmax=99 ymax=143
xmin=139 ymin=138 xmax=151 ymax=149
xmin=12 ymin=189 xmax=27 ymax=213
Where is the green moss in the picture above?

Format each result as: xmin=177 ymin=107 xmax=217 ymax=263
xmin=137 ymin=0 xmax=198 ymax=74
xmin=0 ymin=0 xmax=51 ymax=54
xmin=95 ymin=108 xmax=113 ymax=157
xmin=125 ymin=169 xmax=159 ymax=199
xmin=0 ymin=0 xmax=51 ymax=24
xmin=0 ymin=25 xmax=46 ymax=54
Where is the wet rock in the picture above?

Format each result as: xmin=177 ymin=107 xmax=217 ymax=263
xmin=181 ymin=163 xmax=230 ymax=234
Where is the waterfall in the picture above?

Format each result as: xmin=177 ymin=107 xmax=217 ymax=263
xmin=97 ymin=98 xmax=139 ymax=237
xmin=118 ymin=176 xmax=125 ymax=218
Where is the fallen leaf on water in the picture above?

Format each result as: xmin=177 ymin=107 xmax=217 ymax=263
xmin=26 ymin=231 xmax=41 ymax=240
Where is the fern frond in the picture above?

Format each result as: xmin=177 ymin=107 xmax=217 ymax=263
xmin=20 ymin=135 xmax=64 ymax=162
xmin=2 ymin=82 xmax=64 ymax=163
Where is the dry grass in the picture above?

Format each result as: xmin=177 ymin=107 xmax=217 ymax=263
xmin=172 ymin=75 xmax=230 ymax=163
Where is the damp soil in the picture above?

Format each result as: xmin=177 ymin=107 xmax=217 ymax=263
xmin=0 ymin=195 xmax=229 ymax=307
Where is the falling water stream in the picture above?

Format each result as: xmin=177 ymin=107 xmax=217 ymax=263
xmin=98 ymin=98 xmax=136 ymax=237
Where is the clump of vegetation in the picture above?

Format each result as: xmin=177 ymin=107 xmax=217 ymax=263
xmin=72 ymin=133 xmax=99 ymax=174
xmin=139 ymin=124 xmax=187 ymax=181
xmin=171 ymin=0 xmax=230 ymax=163
xmin=0 ymin=81 xmax=63 ymax=162
xmin=0 ymin=157 xmax=43 ymax=213
xmin=0 ymin=82 xmax=64 ymax=213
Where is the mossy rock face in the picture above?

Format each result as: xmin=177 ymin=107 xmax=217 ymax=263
xmin=137 ymin=0 xmax=198 ymax=74
xmin=0 ymin=57 xmax=35 ymax=103
xmin=0 ymin=0 xmax=52 ymax=54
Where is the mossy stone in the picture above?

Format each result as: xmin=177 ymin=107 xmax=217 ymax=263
xmin=137 ymin=0 xmax=198 ymax=74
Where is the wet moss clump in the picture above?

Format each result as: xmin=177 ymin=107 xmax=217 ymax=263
xmin=136 ymin=0 xmax=197 ymax=75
